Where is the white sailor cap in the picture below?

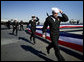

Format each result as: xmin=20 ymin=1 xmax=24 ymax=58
xmin=51 ymin=7 xmax=59 ymax=13
xmin=14 ymin=18 xmax=18 ymax=21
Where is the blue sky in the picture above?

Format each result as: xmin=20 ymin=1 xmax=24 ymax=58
xmin=1 ymin=1 xmax=83 ymax=23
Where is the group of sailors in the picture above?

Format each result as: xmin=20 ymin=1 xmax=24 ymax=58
xmin=6 ymin=7 xmax=69 ymax=61
xmin=6 ymin=19 xmax=24 ymax=35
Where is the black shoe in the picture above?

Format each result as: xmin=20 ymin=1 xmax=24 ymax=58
xmin=58 ymin=58 xmax=65 ymax=61
xmin=46 ymin=47 xmax=50 ymax=54
xmin=60 ymin=57 xmax=65 ymax=61
xmin=58 ymin=55 xmax=65 ymax=61
xmin=30 ymin=37 xmax=32 ymax=41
